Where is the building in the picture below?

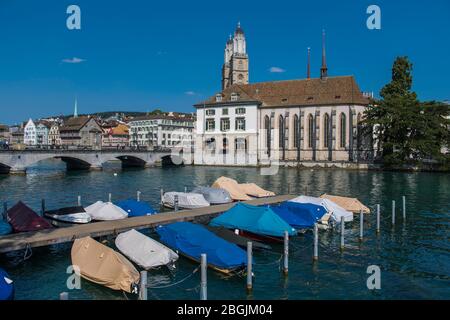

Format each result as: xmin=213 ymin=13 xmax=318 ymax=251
xmin=24 ymin=119 xmax=37 ymax=146
xmin=9 ymin=125 xmax=24 ymax=145
xmin=128 ymin=113 xmax=195 ymax=149
xmin=0 ymin=125 xmax=9 ymax=145
xmin=102 ymin=122 xmax=130 ymax=148
xmin=36 ymin=121 xmax=50 ymax=146
xmin=194 ymin=26 xmax=370 ymax=166
xmin=59 ymin=116 xmax=103 ymax=149
xmin=48 ymin=123 xmax=61 ymax=146
xmin=222 ymin=22 xmax=249 ymax=90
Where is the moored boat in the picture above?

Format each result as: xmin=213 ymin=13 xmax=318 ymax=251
xmin=115 ymin=229 xmax=178 ymax=270
xmin=191 ymin=186 xmax=232 ymax=205
xmin=290 ymin=195 xmax=353 ymax=223
xmin=6 ymin=201 xmax=53 ymax=233
xmin=238 ymin=183 xmax=275 ymax=198
xmin=0 ymin=220 xmax=12 ymax=236
xmin=162 ymin=192 xmax=210 ymax=209
xmin=204 ymin=225 xmax=271 ymax=250
xmin=71 ymin=236 xmax=140 ymax=293
xmin=0 ymin=268 xmax=14 ymax=300
xmin=156 ymin=222 xmax=247 ymax=274
xmin=44 ymin=206 xmax=92 ymax=227
xmin=85 ymin=201 xmax=128 ymax=221
xmin=115 ymin=200 xmax=157 ymax=217
xmin=320 ymin=194 xmax=371 ymax=214
xmin=211 ymin=176 xmax=252 ymax=201
xmin=270 ymin=201 xmax=328 ymax=230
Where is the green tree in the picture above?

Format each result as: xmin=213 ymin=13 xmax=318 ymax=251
xmin=363 ymin=56 xmax=450 ymax=166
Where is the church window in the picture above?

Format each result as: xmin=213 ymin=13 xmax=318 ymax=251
xmin=324 ymin=113 xmax=331 ymax=148
xmin=308 ymin=114 xmax=314 ymax=148
xmin=340 ymin=113 xmax=346 ymax=148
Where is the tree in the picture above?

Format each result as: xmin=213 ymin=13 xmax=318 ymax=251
xmin=362 ymin=57 xmax=450 ymax=166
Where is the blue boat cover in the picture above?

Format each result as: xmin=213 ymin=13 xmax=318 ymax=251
xmin=270 ymin=202 xmax=327 ymax=229
xmin=156 ymin=222 xmax=246 ymax=270
xmin=210 ymin=203 xmax=296 ymax=237
xmin=0 ymin=220 xmax=12 ymax=236
xmin=0 ymin=268 xmax=14 ymax=300
xmin=115 ymin=200 xmax=157 ymax=217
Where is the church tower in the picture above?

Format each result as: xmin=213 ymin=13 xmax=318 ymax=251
xmin=221 ymin=22 xmax=249 ymax=90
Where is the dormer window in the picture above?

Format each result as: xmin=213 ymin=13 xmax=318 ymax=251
xmin=230 ymin=92 xmax=239 ymax=101
xmin=282 ymin=98 xmax=288 ymax=103
xmin=307 ymin=96 xmax=314 ymax=101
xmin=335 ymin=95 xmax=341 ymax=99
xmin=215 ymin=94 xmax=222 ymax=102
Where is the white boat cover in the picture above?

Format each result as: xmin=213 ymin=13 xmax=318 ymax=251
xmin=115 ymin=229 xmax=179 ymax=269
xmin=192 ymin=186 xmax=232 ymax=204
xmin=71 ymin=236 xmax=140 ymax=293
xmin=290 ymin=195 xmax=354 ymax=222
xmin=163 ymin=192 xmax=210 ymax=209
xmin=85 ymin=201 xmax=128 ymax=221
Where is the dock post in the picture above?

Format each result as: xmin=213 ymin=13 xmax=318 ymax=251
xmin=108 ymin=193 xmax=112 ymax=203
xmin=137 ymin=191 xmax=141 ymax=202
xmin=359 ymin=210 xmax=364 ymax=241
xmin=139 ymin=270 xmax=148 ymax=300
xmin=313 ymin=223 xmax=318 ymax=262
xmin=160 ymin=188 xmax=164 ymax=205
xmin=41 ymin=199 xmax=45 ymax=216
xmin=2 ymin=202 xmax=7 ymax=220
xmin=376 ymin=204 xmax=380 ymax=234
xmin=402 ymin=196 xmax=406 ymax=221
xmin=59 ymin=292 xmax=69 ymax=300
xmin=340 ymin=216 xmax=345 ymax=250
xmin=246 ymin=242 xmax=253 ymax=292
xmin=200 ymin=254 xmax=207 ymax=300
xmin=184 ymin=186 xmax=187 ymax=193
xmin=392 ymin=200 xmax=396 ymax=226
xmin=283 ymin=231 xmax=289 ymax=276
xmin=77 ymin=196 xmax=81 ymax=207
xmin=174 ymin=195 xmax=179 ymax=212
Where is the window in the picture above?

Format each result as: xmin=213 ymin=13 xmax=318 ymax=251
xmin=206 ymin=119 xmax=215 ymax=131
xmin=222 ymin=108 xmax=228 ymax=115
xmin=235 ymin=138 xmax=247 ymax=151
xmin=238 ymin=74 xmax=244 ymax=82
xmin=324 ymin=114 xmax=331 ymax=148
xmin=279 ymin=115 xmax=284 ymax=150
xmin=293 ymin=114 xmax=299 ymax=148
xmin=340 ymin=113 xmax=346 ymax=148
xmin=222 ymin=138 xmax=228 ymax=154
xmin=231 ymin=92 xmax=239 ymax=101
xmin=206 ymin=109 xmax=215 ymax=116
xmin=220 ymin=118 xmax=230 ymax=132
xmin=235 ymin=118 xmax=246 ymax=131
xmin=264 ymin=115 xmax=271 ymax=153
xmin=236 ymin=108 xmax=246 ymax=115
xmin=308 ymin=114 xmax=314 ymax=148
xmin=215 ymin=94 xmax=222 ymax=102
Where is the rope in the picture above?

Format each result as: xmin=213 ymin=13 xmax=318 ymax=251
xmin=122 ymin=291 xmax=130 ymax=300
xmin=146 ymin=266 xmax=200 ymax=289
xmin=23 ymin=243 xmax=32 ymax=261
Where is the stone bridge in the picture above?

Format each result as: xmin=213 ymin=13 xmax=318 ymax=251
xmin=0 ymin=149 xmax=190 ymax=174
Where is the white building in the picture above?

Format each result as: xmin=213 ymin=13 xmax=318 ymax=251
xmin=194 ymin=25 xmax=371 ymax=167
xmin=128 ymin=113 xmax=195 ymax=149
xmin=36 ymin=122 xmax=50 ymax=146
xmin=24 ymin=119 xmax=37 ymax=146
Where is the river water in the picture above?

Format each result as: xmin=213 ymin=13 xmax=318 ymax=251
xmin=0 ymin=159 xmax=449 ymax=300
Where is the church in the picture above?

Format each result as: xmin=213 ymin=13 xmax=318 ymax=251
xmin=194 ymin=23 xmax=373 ymax=167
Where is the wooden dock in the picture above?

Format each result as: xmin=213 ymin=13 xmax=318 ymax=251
xmin=0 ymin=195 xmax=295 ymax=254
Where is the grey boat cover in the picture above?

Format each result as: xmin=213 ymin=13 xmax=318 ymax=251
xmin=85 ymin=201 xmax=128 ymax=221
xmin=115 ymin=229 xmax=179 ymax=269
xmin=163 ymin=192 xmax=210 ymax=209
xmin=192 ymin=186 xmax=232 ymax=205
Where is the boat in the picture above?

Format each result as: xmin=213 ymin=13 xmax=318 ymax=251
xmin=44 ymin=206 xmax=92 ymax=226
xmin=156 ymin=222 xmax=247 ymax=274
xmin=0 ymin=220 xmax=12 ymax=236
xmin=162 ymin=192 xmax=210 ymax=209
xmin=85 ymin=201 xmax=128 ymax=221
xmin=6 ymin=201 xmax=53 ymax=233
xmin=210 ymin=203 xmax=296 ymax=242
xmin=0 ymin=268 xmax=14 ymax=300
xmin=290 ymin=195 xmax=353 ymax=223
xmin=211 ymin=176 xmax=252 ymax=201
xmin=115 ymin=199 xmax=157 ymax=217
xmin=320 ymin=194 xmax=371 ymax=214
xmin=191 ymin=186 xmax=232 ymax=205
xmin=204 ymin=225 xmax=271 ymax=251
xmin=71 ymin=236 xmax=140 ymax=293
xmin=115 ymin=229 xmax=178 ymax=270
xmin=270 ymin=201 xmax=328 ymax=230
xmin=238 ymin=183 xmax=275 ymax=198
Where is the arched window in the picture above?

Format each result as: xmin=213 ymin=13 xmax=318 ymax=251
xmin=308 ymin=114 xmax=314 ymax=148
xmin=324 ymin=113 xmax=330 ymax=148
xmin=340 ymin=113 xmax=346 ymax=148
xmin=279 ymin=115 xmax=284 ymax=150
xmin=293 ymin=114 xmax=300 ymax=148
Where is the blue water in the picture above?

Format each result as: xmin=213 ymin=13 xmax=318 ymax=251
xmin=0 ymin=159 xmax=449 ymax=300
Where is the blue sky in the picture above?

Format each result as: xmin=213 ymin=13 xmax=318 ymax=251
xmin=0 ymin=0 xmax=449 ymax=124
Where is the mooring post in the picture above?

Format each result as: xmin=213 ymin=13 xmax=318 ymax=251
xmin=2 ymin=202 xmax=7 ymax=220
xmin=184 ymin=186 xmax=187 ymax=193
xmin=246 ymin=241 xmax=253 ymax=292
xmin=59 ymin=292 xmax=69 ymax=300
xmin=77 ymin=195 xmax=81 ymax=207
xmin=392 ymin=200 xmax=396 ymax=226
xmin=139 ymin=270 xmax=148 ymax=300
xmin=340 ymin=216 xmax=345 ymax=250
xmin=137 ymin=191 xmax=141 ymax=202
xmin=359 ymin=209 xmax=364 ymax=241
xmin=283 ymin=230 xmax=289 ymax=276
xmin=402 ymin=196 xmax=406 ymax=221
xmin=200 ymin=254 xmax=207 ymax=300
xmin=313 ymin=223 xmax=318 ymax=262
xmin=376 ymin=204 xmax=381 ymax=234
xmin=160 ymin=188 xmax=164 ymax=205
xmin=41 ymin=199 xmax=45 ymax=216
xmin=174 ymin=195 xmax=179 ymax=212
xmin=108 ymin=193 xmax=112 ymax=203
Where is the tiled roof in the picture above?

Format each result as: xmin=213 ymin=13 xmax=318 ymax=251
xmin=195 ymin=76 xmax=369 ymax=108
xmin=60 ymin=116 xmax=91 ymax=132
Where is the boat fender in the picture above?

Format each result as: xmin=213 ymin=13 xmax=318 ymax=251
xmin=130 ymin=283 xmax=139 ymax=295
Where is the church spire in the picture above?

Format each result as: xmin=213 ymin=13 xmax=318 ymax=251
xmin=320 ymin=29 xmax=328 ymax=80
xmin=307 ymin=47 xmax=311 ymax=79
xmin=74 ymin=99 xmax=78 ymax=118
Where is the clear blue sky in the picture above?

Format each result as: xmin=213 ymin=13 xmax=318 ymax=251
xmin=0 ymin=0 xmax=449 ymax=124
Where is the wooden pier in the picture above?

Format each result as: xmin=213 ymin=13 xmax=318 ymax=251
xmin=0 ymin=195 xmax=295 ymax=254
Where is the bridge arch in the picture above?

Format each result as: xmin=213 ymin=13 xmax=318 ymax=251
xmin=115 ymin=155 xmax=148 ymax=168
